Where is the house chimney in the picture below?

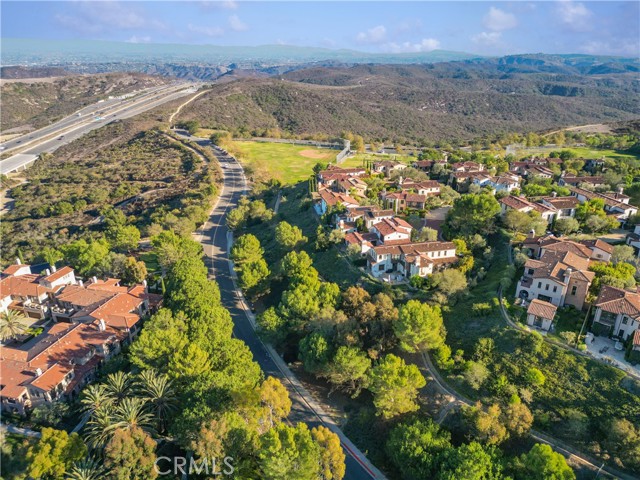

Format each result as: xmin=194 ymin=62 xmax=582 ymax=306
xmin=15 ymin=258 xmax=21 ymax=265
xmin=618 ymin=186 xmax=624 ymax=195
xmin=78 ymin=279 xmax=83 ymax=287
xmin=564 ymin=267 xmax=573 ymax=283
xmin=97 ymin=319 xmax=106 ymax=331
xmin=551 ymin=191 xmax=557 ymax=198
xmin=528 ymin=229 xmax=536 ymax=239
xmin=45 ymin=269 xmax=51 ymax=276
xmin=92 ymin=276 xmax=97 ymax=284
xmin=35 ymin=368 xmax=43 ymax=377
xmin=52 ymin=265 xmax=57 ymax=273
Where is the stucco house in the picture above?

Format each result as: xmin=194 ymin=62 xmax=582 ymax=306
xmin=526 ymin=299 xmax=558 ymax=331
xmin=592 ymin=285 xmax=640 ymax=340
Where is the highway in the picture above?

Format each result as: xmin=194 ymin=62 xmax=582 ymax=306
xmin=183 ymin=133 xmax=386 ymax=480
xmin=0 ymin=83 xmax=199 ymax=174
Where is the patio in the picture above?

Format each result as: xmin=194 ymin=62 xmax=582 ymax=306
xmin=585 ymin=334 xmax=640 ymax=377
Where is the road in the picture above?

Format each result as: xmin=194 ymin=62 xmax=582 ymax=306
xmin=0 ymin=83 xmax=199 ymax=174
xmin=184 ymin=133 xmax=385 ymax=480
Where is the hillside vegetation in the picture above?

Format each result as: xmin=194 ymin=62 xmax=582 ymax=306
xmin=177 ymin=61 xmax=639 ymax=143
xmin=1 ymin=119 xmax=218 ymax=265
xmin=0 ymin=72 xmax=168 ymax=131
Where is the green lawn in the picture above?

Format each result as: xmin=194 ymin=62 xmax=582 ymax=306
xmin=231 ymin=141 xmax=338 ymax=184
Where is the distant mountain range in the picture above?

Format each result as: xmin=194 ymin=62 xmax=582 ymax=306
xmin=1 ymin=37 xmax=482 ymax=67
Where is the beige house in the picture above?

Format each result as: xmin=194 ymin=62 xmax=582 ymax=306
xmin=592 ymin=285 xmax=640 ymax=340
xmin=526 ymin=299 xmax=557 ymax=331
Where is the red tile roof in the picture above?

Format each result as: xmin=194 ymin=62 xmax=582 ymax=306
xmin=595 ymin=285 xmax=640 ymax=318
xmin=527 ymin=299 xmax=557 ymax=320
xmin=42 ymin=266 xmax=74 ymax=284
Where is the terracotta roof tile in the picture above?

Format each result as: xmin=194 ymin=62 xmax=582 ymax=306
xmin=527 ymin=299 xmax=558 ymax=320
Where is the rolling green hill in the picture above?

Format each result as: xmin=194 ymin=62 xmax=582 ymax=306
xmin=176 ymin=62 xmax=639 ymax=143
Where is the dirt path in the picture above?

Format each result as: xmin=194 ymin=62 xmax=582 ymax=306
xmin=168 ymin=89 xmax=210 ymax=126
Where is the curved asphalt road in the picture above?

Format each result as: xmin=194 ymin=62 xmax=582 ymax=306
xmin=185 ymin=134 xmax=385 ymax=480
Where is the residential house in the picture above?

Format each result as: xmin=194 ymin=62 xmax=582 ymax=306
xmin=451 ymin=161 xmax=484 ymax=173
xmin=472 ymin=173 xmax=520 ymax=193
xmin=380 ymin=191 xmax=428 ymax=212
xmin=526 ymin=299 xmax=558 ymax=331
xmin=499 ymin=196 xmax=555 ymax=224
xmin=372 ymin=160 xmax=407 ymax=177
xmin=592 ymin=285 xmax=640 ymax=340
xmin=398 ymin=178 xmax=441 ymax=196
xmin=370 ymin=218 xmax=413 ymax=244
xmin=0 ymin=265 xmax=162 ymax=415
xmin=317 ymin=189 xmax=360 ymax=215
xmin=558 ymin=174 xmax=607 ymax=188
xmin=344 ymin=231 xmax=379 ymax=256
xmin=515 ymin=247 xmax=594 ymax=310
xmin=525 ymin=165 xmax=554 ymax=179
xmin=626 ymin=224 xmax=640 ymax=257
xmin=538 ymin=195 xmax=579 ymax=220
xmin=367 ymin=241 xmax=457 ymax=280
xmin=569 ymin=186 xmax=638 ymax=224
xmin=412 ymin=160 xmax=447 ymax=172
xmin=522 ymin=234 xmax=612 ymax=263
xmin=336 ymin=177 xmax=368 ymax=198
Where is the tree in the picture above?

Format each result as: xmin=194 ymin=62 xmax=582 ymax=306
xmin=502 ymin=402 xmax=534 ymax=437
xmin=137 ymin=369 xmax=178 ymax=433
xmin=129 ymin=309 xmax=189 ymax=372
xmin=260 ymin=376 xmax=292 ymax=429
xmin=432 ymin=269 xmax=468 ymax=299
xmin=437 ymin=442 xmax=502 ymax=480
xmin=395 ymin=300 xmax=445 ymax=352
xmin=525 ymin=367 xmax=546 ymax=387
xmin=515 ymin=444 xmax=575 ymax=480
xmin=231 ymin=234 xmax=264 ymax=265
xmin=324 ymin=346 xmax=371 ymax=397
xmin=463 ymin=403 xmax=508 ymax=445
xmin=352 ymin=135 xmax=365 ymax=153
xmin=192 ymin=417 xmax=229 ymax=460
xmin=576 ymin=198 xmax=606 ymax=221
xmin=210 ymin=131 xmax=232 ymax=146
xmin=258 ymin=423 xmax=321 ymax=480
xmin=107 ymin=224 xmax=141 ymax=252
xmin=603 ymin=418 xmax=640 ymax=471
xmin=103 ymin=427 xmax=158 ymax=480
xmin=444 ymin=194 xmax=501 ymax=239
xmin=299 ymin=332 xmax=331 ymax=374
xmin=65 ymin=457 xmax=107 ymax=480
xmin=503 ymin=210 xmax=545 ymax=235
xmin=554 ymin=217 xmax=579 ymax=236
xmin=590 ymin=261 xmax=636 ymax=291
xmin=612 ymin=245 xmax=635 ymax=265
xmin=312 ymin=426 xmax=346 ymax=480
xmin=413 ymin=227 xmax=438 ymax=242
xmin=122 ymin=257 xmax=147 ymax=284
xmin=386 ymin=418 xmax=451 ymax=480
xmin=40 ymin=246 xmax=63 ymax=267
xmin=257 ymin=307 xmax=287 ymax=346
xmin=0 ymin=309 xmax=28 ymax=341
xmin=464 ymin=361 xmax=489 ymax=390
xmin=60 ymin=238 xmax=110 ymax=276
xmin=368 ymin=354 xmax=426 ymax=419
xmin=239 ymin=258 xmax=270 ymax=291
xmin=26 ymin=428 xmax=87 ymax=480
xmin=275 ymin=221 xmax=307 ymax=250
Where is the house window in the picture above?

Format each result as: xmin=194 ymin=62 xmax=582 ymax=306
xmin=538 ymin=282 xmax=542 ymax=288
xmin=571 ymin=285 xmax=577 ymax=295
xmin=553 ymin=286 xmax=557 ymax=293
xmin=528 ymin=269 xmax=534 ymax=275
xmin=378 ymin=264 xmax=385 ymax=272
xmin=622 ymin=316 xmax=629 ymax=325
xmin=545 ymin=284 xmax=549 ymax=291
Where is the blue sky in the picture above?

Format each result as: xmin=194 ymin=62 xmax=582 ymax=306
xmin=2 ymin=1 xmax=638 ymax=56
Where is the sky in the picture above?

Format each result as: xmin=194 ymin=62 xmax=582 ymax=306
xmin=1 ymin=1 xmax=639 ymax=57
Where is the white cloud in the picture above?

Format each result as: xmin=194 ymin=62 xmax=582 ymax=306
xmin=188 ymin=23 xmax=224 ymax=37
xmin=127 ymin=35 xmax=152 ymax=44
xmin=556 ymin=0 xmax=593 ymax=31
xmin=54 ymin=1 xmax=165 ymax=34
xmin=581 ymin=40 xmax=639 ymax=57
xmin=472 ymin=31 xmax=502 ymax=46
xmin=228 ymin=14 xmax=248 ymax=31
xmin=356 ymin=25 xmax=387 ymax=45
xmin=199 ymin=1 xmax=238 ymax=9
xmin=483 ymin=7 xmax=518 ymax=31
xmin=384 ymin=38 xmax=441 ymax=53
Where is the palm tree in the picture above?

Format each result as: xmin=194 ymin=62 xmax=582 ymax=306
xmin=136 ymin=369 xmax=178 ymax=433
xmin=65 ymin=457 xmax=106 ymax=480
xmin=79 ymin=384 xmax=113 ymax=415
xmin=103 ymin=371 xmax=132 ymax=403
xmin=107 ymin=397 xmax=155 ymax=436
xmin=0 ymin=310 xmax=28 ymax=342
xmin=84 ymin=408 xmax=114 ymax=449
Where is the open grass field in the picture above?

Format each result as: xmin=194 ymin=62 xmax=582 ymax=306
xmin=231 ymin=141 xmax=337 ymax=184
xmin=516 ymin=146 xmax=640 ymax=162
